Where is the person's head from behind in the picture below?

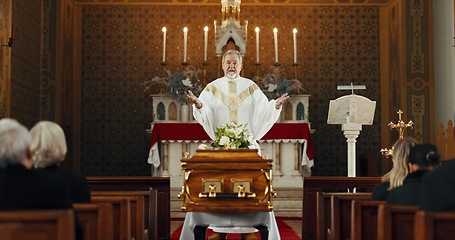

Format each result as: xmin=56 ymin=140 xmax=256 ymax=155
xmin=30 ymin=121 xmax=67 ymax=169
xmin=386 ymin=137 xmax=417 ymax=188
xmin=222 ymin=50 xmax=242 ymax=79
xmin=407 ymin=143 xmax=441 ymax=172
xmin=391 ymin=137 xmax=417 ymax=171
xmin=0 ymin=118 xmax=32 ymax=169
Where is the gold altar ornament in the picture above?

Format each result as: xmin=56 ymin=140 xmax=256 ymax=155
xmin=381 ymin=109 xmax=414 ymax=157
xmin=387 ymin=109 xmax=414 ymax=139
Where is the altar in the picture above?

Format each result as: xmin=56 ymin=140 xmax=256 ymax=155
xmin=147 ymin=122 xmax=314 ymax=188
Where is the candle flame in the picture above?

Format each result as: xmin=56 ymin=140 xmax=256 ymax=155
xmin=204 ymin=26 xmax=208 ymax=31
xmin=255 ymin=27 xmax=260 ymax=32
xmin=162 ymin=27 xmax=167 ymax=32
xmin=183 ymin=27 xmax=188 ymax=32
xmin=273 ymin=28 xmax=278 ymax=33
xmin=293 ymin=28 xmax=297 ymax=33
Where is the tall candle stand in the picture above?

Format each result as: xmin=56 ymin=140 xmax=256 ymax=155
xmin=161 ymin=62 xmax=167 ymax=78
xmin=293 ymin=63 xmax=298 ymax=80
xmin=380 ymin=109 xmax=414 ymax=157
xmin=254 ymin=63 xmax=261 ymax=84
xmin=203 ymin=61 xmax=208 ymax=84
xmin=255 ymin=63 xmax=260 ymax=78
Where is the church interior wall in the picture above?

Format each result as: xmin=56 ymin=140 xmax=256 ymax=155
xmin=2 ymin=0 xmax=441 ymax=177
xmin=8 ymin=0 xmax=41 ymax=127
xmin=77 ymin=5 xmax=381 ymax=176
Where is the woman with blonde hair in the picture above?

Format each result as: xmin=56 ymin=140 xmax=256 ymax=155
xmin=371 ymin=137 xmax=417 ymax=200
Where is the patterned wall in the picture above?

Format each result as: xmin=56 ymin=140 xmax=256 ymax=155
xmin=81 ymin=5 xmax=381 ymax=176
xmin=10 ymin=0 xmax=41 ymax=127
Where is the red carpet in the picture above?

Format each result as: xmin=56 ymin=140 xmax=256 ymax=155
xmin=170 ymin=217 xmax=301 ymax=240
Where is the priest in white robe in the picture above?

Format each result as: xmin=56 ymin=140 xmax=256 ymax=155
xmin=187 ymin=50 xmax=289 ymax=149
xmin=185 ymin=49 xmax=288 ymax=240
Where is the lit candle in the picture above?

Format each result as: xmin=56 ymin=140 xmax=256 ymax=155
xmin=183 ymin=27 xmax=188 ymax=63
xmin=293 ymin=28 xmax=297 ymax=64
xmin=255 ymin=27 xmax=260 ymax=63
xmin=162 ymin=27 xmax=167 ymax=63
xmin=204 ymin=26 xmax=208 ymax=62
xmin=273 ymin=28 xmax=278 ymax=63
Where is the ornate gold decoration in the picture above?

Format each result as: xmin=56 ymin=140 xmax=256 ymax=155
xmin=381 ymin=109 xmax=414 ymax=157
xmin=387 ymin=109 xmax=414 ymax=139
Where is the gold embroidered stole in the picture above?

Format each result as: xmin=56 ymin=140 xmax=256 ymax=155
xmin=205 ymin=81 xmax=259 ymax=123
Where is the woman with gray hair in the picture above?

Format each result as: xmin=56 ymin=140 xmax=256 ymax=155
xmin=0 ymin=118 xmax=74 ymax=229
xmin=30 ymin=121 xmax=91 ymax=203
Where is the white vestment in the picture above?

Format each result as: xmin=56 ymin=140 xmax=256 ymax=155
xmin=189 ymin=76 xmax=283 ymax=238
xmin=193 ymin=76 xmax=282 ymax=144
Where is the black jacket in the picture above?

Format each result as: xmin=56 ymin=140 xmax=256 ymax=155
xmin=386 ymin=170 xmax=428 ymax=205
xmin=420 ymin=159 xmax=455 ymax=211
xmin=372 ymin=181 xmax=390 ymax=201
xmin=0 ymin=164 xmax=72 ymax=209
xmin=43 ymin=164 xmax=91 ymax=203
xmin=0 ymin=164 xmax=83 ymax=240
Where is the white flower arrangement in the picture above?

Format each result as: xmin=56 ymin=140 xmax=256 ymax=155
xmin=211 ymin=122 xmax=253 ymax=150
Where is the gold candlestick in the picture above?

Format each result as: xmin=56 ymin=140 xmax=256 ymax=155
xmin=202 ymin=61 xmax=208 ymax=84
xmin=255 ymin=63 xmax=260 ymax=80
xmin=293 ymin=63 xmax=298 ymax=80
xmin=161 ymin=62 xmax=167 ymax=78
xmin=380 ymin=147 xmax=393 ymax=158
xmin=388 ymin=109 xmax=414 ymax=139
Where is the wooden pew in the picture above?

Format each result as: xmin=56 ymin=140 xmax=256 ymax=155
xmin=414 ymin=211 xmax=455 ymax=240
xmin=0 ymin=223 xmax=23 ymax=240
xmin=92 ymin=191 xmax=150 ymax=240
xmin=316 ymin=192 xmax=330 ymax=240
xmin=316 ymin=192 xmax=371 ymax=240
xmin=328 ymin=193 xmax=372 ymax=240
xmin=87 ymin=176 xmax=170 ymax=240
xmin=377 ymin=204 xmax=418 ymax=240
xmin=0 ymin=209 xmax=75 ymax=240
xmin=302 ymin=176 xmax=381 ymax=240
xmin=351 ymin=200 xmax=385 ymax=240
xmin=74 ymin=203 xmax=114 ymax=240
xmin=91 ymin=196 xmax=131 ymax=240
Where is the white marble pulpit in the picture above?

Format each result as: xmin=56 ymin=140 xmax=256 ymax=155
xmin=327 ymin=91 xmax=376 ymax=177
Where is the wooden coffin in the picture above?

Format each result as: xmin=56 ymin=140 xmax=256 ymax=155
xmin=179 ymin=149 xmax=275 ymax=212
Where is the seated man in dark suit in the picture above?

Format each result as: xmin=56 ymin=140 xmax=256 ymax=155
xmin=420 ymin=158 xmax=455 ymax=211
xmin=0 ymin=118 xmax=81 ymax=240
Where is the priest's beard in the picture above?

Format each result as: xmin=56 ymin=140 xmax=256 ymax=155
xmin=226 ymin=71 xmax=238 ymax=79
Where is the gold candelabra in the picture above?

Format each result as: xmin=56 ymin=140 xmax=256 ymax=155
xmin=380 ymin=109 xmax=414 ymax=158
xmin=388 ymin=109 xmax=414 ymax=139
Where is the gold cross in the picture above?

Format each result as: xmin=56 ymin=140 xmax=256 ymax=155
xmin=387 ymin=109 xmax=414 ymax=139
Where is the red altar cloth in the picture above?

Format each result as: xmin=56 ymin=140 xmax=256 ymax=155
xmin=149 ymin=122 xmax=314 ymax=160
